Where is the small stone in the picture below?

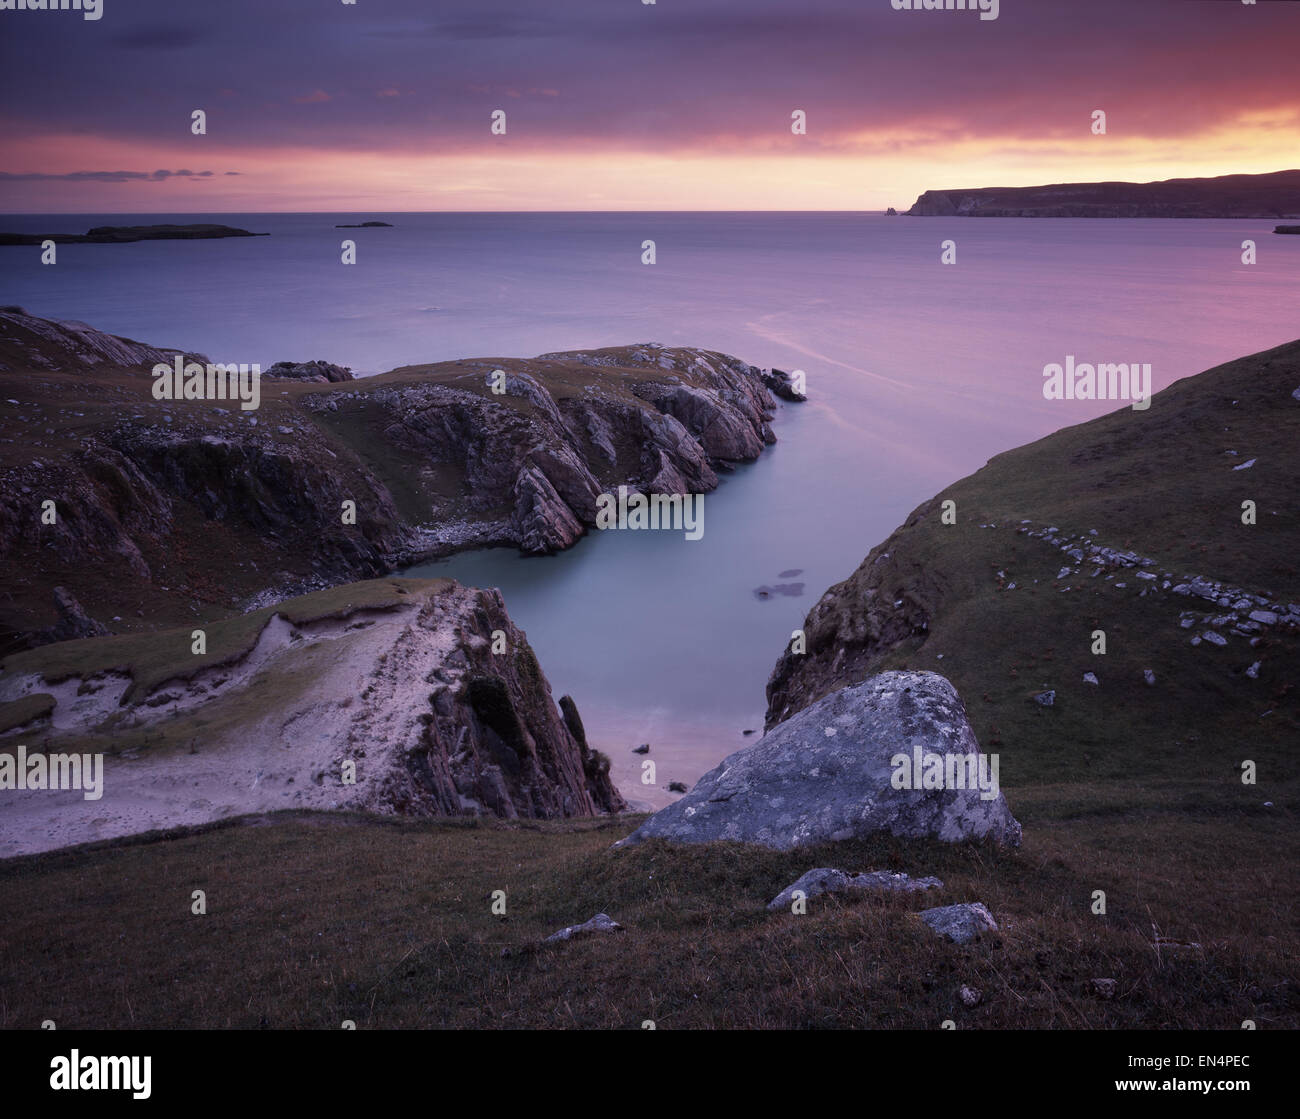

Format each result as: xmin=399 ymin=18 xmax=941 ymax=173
xmin=920 ymin=902 xmax=998 ymax=945
xmin=1033 ymin=690 xmax=1055 ymax=707
xmin=1202 ymin=631 xmax=1228 ymax=646
xmin=543 ymin=913 xmax=623 ymax=944
xmin=1143 ymin=669 xmax=1156 ymax=686
xmin=632 ymin=744 xmax=650 ymax=754
xmin=1091 ymin=978 xmax=1117 ymax=999
xmin=1246 ymin=661 xmax=1261 ymax=679
xmin=1249 ymin=610 xmax=1278 ymax=625
xmin=959 ymin=985 xmax=982 ymax=1008
xmin=1083 ymin=672 xmax=1099 ymax=686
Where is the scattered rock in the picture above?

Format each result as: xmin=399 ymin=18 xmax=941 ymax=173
xmin=1082 ymin=672 xmax=1099 ymax=686
xmin=666 ymin=781 xmax=688 ymax=793
xmin=632 ymin=743 xmax=650 ymax=754
xmin=766 ymin=867 xmax=943 ymax=911
xmin=959 ymin=985 xmax=982 ymax=1008
xmin=1033 ymin=690 xmax=1055 ymax=707
xmin=1091 ymin=978 xmax=1117 ymax=1000
xmin=753 ymin=582 xmax=805 ymax=600
xmin=543 ymin=913 xmax=624 ymax=944
xmin=760 ymin=368 xmax=807 ymax=402
xmin=1143 ymin=669 xmax=1156 ymax=686
xmin=1202 ymin=631 xmax=1228 ymax=647
xmin=919 ymin=902 xmax=998 ymax=945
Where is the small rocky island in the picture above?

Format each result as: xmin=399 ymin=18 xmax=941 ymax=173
xmin=335 ymin=220 xmax=393 ymax=228
xmin=0 ymin=224 xmax=267 ymax=245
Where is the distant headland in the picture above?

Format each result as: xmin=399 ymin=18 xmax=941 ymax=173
xmin=0 ymin=224 xmax=267 ymax=246
xmin=904 ymin=169 xmax=1300 ymax=218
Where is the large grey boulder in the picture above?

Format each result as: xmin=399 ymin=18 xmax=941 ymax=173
xmin=616 ymin=670 xmax=1021 ymax=850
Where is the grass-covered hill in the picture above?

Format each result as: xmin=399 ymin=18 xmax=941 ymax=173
xmin=768 ymin=340 xmax=1300 ymax=803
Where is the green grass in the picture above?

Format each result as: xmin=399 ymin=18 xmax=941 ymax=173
xmin=774 ymin=340 xmax=1300 ymax=792
xmin=1 ymin=577 xmax=448 ymax=706
xmin=0 ymin=692 xmax=54 ymax=734
xmin=0 ymin=804 xmax=1293 ymax=1029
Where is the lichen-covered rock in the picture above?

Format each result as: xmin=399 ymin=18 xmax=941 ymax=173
xmin=616 ymin=670 xmax=1021 ymax=850
xmin=767 ymin=867 xmax=943 ymax=911
xmin=919 ymin=902 xmax=998 ymax=944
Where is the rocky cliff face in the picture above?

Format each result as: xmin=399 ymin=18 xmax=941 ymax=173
xmin=0 ymin=578 xmax=624 ymax=856
xmin=0 ymin=311 xmax=795 ymax=650
xmin=906 ymin=169 xmax=1300 ymax=218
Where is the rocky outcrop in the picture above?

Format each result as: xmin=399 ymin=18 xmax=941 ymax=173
xmin=0 ymin=306 xmax=201 ymax=372
xmin=0 ymin=578 xmax=624 ymax=857
xmin=760 ymin=368 xmax=807 ymax=402
xmin=35 ymin=587 xmax=109 ymax=644
xmin=264 ymin=360 xmax=354 ymax=383
xmin=615 ymin=671 xmax=1021 ymax=850
xmin=0 ymin=315 xmax=798 ymax=648
xmin=906 ymin=169 xmax=1300 ymax=218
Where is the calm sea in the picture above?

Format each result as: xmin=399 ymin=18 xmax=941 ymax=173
xmin=3 ymin=212 xmax=1296 ymax=803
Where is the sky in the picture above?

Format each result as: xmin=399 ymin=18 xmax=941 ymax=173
xmin=1 ymin=0 xmax=1298 ymax=213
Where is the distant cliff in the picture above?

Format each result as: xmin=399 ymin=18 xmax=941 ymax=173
xmin=906 ymin=169 xmax=1300 ymax=218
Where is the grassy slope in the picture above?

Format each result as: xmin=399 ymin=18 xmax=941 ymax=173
xmin=2 ymin=345 xmax=1296 ymax=1030
xmin=0 ymin=577 xmax=445 ymax=707
xmin=0 ymin=808 xmax=1293 ymax=1029
xmin=779 ymin=340 xmax=1300 ymax=796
